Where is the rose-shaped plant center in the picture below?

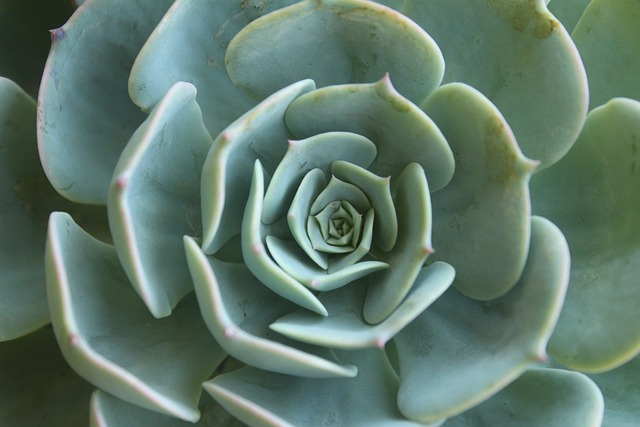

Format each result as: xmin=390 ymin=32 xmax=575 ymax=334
xmin=198 ymin=72 xmax=455 ymax=326
xmin=312 ymin=200 xmax=361 ymax=251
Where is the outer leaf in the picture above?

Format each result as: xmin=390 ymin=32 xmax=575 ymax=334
xmin=423 ymin=82 xmax=536 ymax=300
xmin=184 ymin=236 xmax=357 ymax=378
xmin=90 ymin=390 xmax=244 ymax=427
xmin=46 ymin=212 xmax=224 ymax=422
xmin=404 ymin=0 xmax=588 ymax=169
xmin=589 ymin=357 xmax=640 ymax=427
xmin=270 ymin=261 xmax=454 ymax=349
xmin=285 ymin=76 xmax=454 ymax=192
xmin=394 ymin=216 xmax=569 ymax=423
xmin=0 ymin=326 xmax=93 ymax=426
xmin=571 ymin=0 xmax=640 ymax=108
xmin=0 ymin=78 xmax=49 ymax=340
xmin=226 ymin=0 xmax=444 ymax=104
xmin=532 ymin=98 xmax=640 ymax=372
xmin=200 ymin=80 xmax=316 ymax=254
xmin=108 ymin=82 xmax=213 ymax=318
xmin=546 ymin=0 xmax=591 ymax=33
xmin=204 ymin=349 xmax=438 ymax=427
xmin=129 ymin=0 xmax=299 ymax=135
xmin=38 ymin=0 xmax=174 ymax=203
xmin=0 ymin=77 xmax=107 ymax=341
xmin=444 ymin=368 xmax=604 ymax=427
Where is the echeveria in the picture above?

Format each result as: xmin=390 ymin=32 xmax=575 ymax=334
xmin=1 ymin=0 xmax=639 ymax=425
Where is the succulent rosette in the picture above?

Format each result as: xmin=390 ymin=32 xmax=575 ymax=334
xmin=1 ymin=0 xmax=639 ymax=425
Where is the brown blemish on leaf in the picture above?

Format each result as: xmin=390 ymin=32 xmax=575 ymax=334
xmin=484 ymin=116 xmax=516 ymax=184
xmin=487 ymin=0 xmax=557 ymax=38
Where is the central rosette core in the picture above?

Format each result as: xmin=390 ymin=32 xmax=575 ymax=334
xmin=311 ymin=200 xmax=361 ymax=253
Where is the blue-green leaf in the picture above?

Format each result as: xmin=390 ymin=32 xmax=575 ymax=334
xmin=589 ymin=357 xmax=640 ymax=427
xmin=129 ymin=0 xmax=299 ymax=135
xmin=271 ymin=261 xmax=454 ymax=349
xmin=394 ymin=217 xmax=569 ymax=423
xmin=184 ymin=236 xmax=357 ymax=378
xmin=108 ymin=82 xmax=213 ymax=318
xmin=46 ymin=212 xmax=224 ymax=422
xmin=404 ymin=0 xmax=588 ymax=169
xmin=200 ymin=80 xmax=315 ymax=254
xmin=571 ymin=0 xmax=640 ymax=108
xmin=204 ymin=349 xmax=433 ymax=427
xmin=38 ymin=0 xmax=174 ymax=203
xmin=423 ymin=82 xmax=536 ymax=300
xmin=532 ymin=98 xmax=640 ymax=372
xmin=262 ymin=132 xmax=376 ymax=224
xmin=364 ymin=162 xmax=433 ymax=324
xmin=226 ymin=0 xmax=444 ymax=103
xmin=285 ymin=77 xmax=454 ymax=191
xmin=444 ymin=368 xmax=603 ymax=427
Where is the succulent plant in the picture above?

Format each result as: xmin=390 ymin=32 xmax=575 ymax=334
xmin=1 ymin=0 xmax=639 ymax=425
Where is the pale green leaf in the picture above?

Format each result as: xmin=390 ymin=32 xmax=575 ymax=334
xmin=184 ymin=236 xmax=357 ymax=378
xmin=46 ymin=212 xmax=224 ymax=422
xmin=285 ymin=77 xmax=454 ymax=191
xmin=200 ymin=80 xmax=315 ymax=254
xmin=394 ymin=217 xmax=569 ymax=423
xmin=226 ymin=0 xmax=444 ymax=103
xmin=108 ymin=82 xmax=213 ymax=318
xmin=532 ymin=98 xmax=640 ymax=372
xmin=423 ymin=82 xmax=536 ymax=300
xmin=444 ymin=368 xmax=603 ymax=427
xmin=204 ymin=349 xmax=435 ymax=427
xmin=404 ymin=0 xmax=588 ymax=169
xmin=38 ymin=0 xmax=174 ymax=203
xmin=572 ymin=0 xmax=640 ymax=108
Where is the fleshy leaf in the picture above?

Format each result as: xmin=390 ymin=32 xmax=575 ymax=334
xmin=242 ymin=161 xmax=327 ymax=315
xmin=331 ymin=161 xmax=397 ymax=252
xmin=262 ymin=131 xmax=376 ymax=224
xmin=571 ymin=0 xmax=640 ymax=108
xmin=546 ymin=0 xmax=591 ymax=33
xmin=589 ymin=357 xmax=640 ymax=427
xmin=265 ymin=236 xmax=388 ymax=292
xmin=108 ymin=82 xmax=213 ymax=318
xmin=204 ymin=349 xmax=436 ymax=427
xmin=0 ymin=326 xmax=93 ymax=426
xmin=0 ymin=78 xmax=49 ymax=340
xmin=225 ymin=0 xmax=444 ymax=103
xmin=364 ymin=163 xmax=432 ymax=324
xmin=46 ymin=212 xmax=224 ymax=422
xmin=271 ymin=261 xmax=454 ymax=349
xmin=423 ymin=83 xmax=537 ymax=300
xmin=394 ymin=216 xmax=569 ymax=423
xmin=532 ymin=98 xmax=640 ymax=372
xmin=285 ymin=76 xmax=454 ymax=191
xmin=404 ymin=0 xmax=588 ymax=169
xmin=0 ymin=77 xmax=107 ymax=341
xmin=185 ymin=236 xmax=357 ymax=378
xmin=38 ymin=0 xmax=174 ymax=203
xmin=444 ymin=368 xmax=604 ymax=427
xmin=200 ymin=80 xmax=315 ymax=254
xmin=129 ymin=0 xmax=298 ymax=135
xmin=90 ymin=389 xmax=245 ymax=427
xmin=288 ymin=169 xmax=329 ymax=269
